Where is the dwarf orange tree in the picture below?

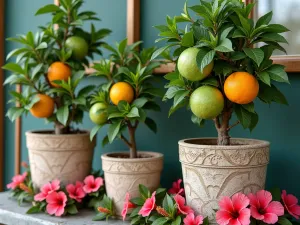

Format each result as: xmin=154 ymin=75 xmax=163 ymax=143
xmin=152 ymin=0 xmax=290 ymax=145
xmin=3 ymin=0 xmax=110 ymax=134
xmin=89 ymin=39 xmax=164 ymax=158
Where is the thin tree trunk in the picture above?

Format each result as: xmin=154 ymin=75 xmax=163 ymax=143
xmin=215 ymin=108 xmax=232 ymax=146
xmin=128 ymin=126 xmax=137 ymax=158
xmin=54 ymin=123 xmax=69 ymax=135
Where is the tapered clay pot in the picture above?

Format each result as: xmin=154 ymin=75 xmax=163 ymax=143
xmin=179 ymin=138 xmax=270 ymax=224
xmin=26 ymin=130 xmax=96 ymax=189
xmin=101 ymin=151 xmax=163 ymax=217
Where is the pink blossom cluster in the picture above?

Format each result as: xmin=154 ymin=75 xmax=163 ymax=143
xmin=33 ymin=175 xmax=104 ymax=216
xmin=121 ymin=179 xmax=203 ymax=225
xmin=216 ymin=190 xmax=300 ymax=225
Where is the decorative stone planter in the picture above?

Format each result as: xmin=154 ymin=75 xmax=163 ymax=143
xmin=101 ymin=151 xmax=164 ymax=217
xmin=179 ymin=138 xmax=270 ymax=224
xmin=26 ymin=130 xmax=96 ymax=189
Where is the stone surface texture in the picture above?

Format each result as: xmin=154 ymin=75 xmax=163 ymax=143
xmin=0 ymin=192 xmax=128 ymax=225
xmin=102 ymin=151 xmax=164 ymax=216
xmin=26 ymin=130 xmax=96 ymax=189
xmin=179 ymin=138 xmax=270 ymax=224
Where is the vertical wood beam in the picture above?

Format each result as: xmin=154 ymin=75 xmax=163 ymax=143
xmin=127 ymin=0 xmax=140 ymax=44
xmin=0 ymin=0 xmax=4 ymax=191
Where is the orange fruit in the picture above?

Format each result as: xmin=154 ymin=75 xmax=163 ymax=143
xmin=30 ymin=94 xmax=55 ymax=118
xmin=190 ymin=86 xmax=224 ymax=119
xmin=224 ymin=72 xmax=259 ymax=104
xmin=109 ymin=82 xmax=134 ymax=105
xmin=47 ymin=62 xmax=71 ymax=87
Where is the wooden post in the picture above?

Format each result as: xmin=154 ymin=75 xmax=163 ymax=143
xmin=0 ymin=0 xmax=4 ymax=191
xmin=127 ymin=0 xmax=140 ymax=44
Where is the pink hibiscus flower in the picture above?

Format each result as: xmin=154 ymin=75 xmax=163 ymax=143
xmin=34 ymin=179 xmax=60 ymax=202
xmin=168 ymin=179 xmax=184 ymax=196
xmin=248 ymin=190 xmax=284 ymax=224
xmin=46 ymin=191 xmax=67 ymax=217
xmin=174 ymin=194 xmax=194 ymax=215
xmin=83 ymin=175 xmax=104 ymax=194
xmin=122 ymin=193 xmax=135 ymax=221
xmin=139 ymin=191 xmax=156 ymax=217
xmin=184 ymin=213 xmax=204 ymax=225
xmin=7 ymin=172 xmax=27 ymax=190
xmin=216 ymin=193 xmax=251 ymax=225
xmin=66 ymin=181 xmax=86 ymax=203
xmin=281 ymin=190 xmax=300 ymax=219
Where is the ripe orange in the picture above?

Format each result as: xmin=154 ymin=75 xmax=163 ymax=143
xmin=224 ymin=72 xmax=259 ymax=104
xmin=178 ymin=47 xmax=214 ymax=81
xmin=30 ymin=94 xmax=55 ymax=118
xmin=190 ymin=86 xmax=224 ymax=119
xmin=109 ymin=82 xmax=134 ymax=105
xmin=47 ymin=62 xmax=71 ymax=87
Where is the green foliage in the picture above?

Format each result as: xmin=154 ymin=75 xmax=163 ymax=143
xmin=89 ymin=39 xmax=164 ymax=150
xmin=153 ymin=0 xmax=290 ymax=134
xmin=2 ymin=0 xmax=110 ymax=133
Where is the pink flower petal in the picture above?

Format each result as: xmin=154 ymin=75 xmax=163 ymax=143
xmin=256 ymin=190 xmax=272 ymax=210
xmin=94 ymin=177 xmax=104 ymax=190
xmin=34 ymin=192 xmax=47 ymax=201
xmin=219 ymin=196 xmax=234 ymax=212
xmin=250 ymin=206 xmax=264 ymax=220
xmin=46 ymin=203 xmax=57 ymax=215
xmin=263 ymin=213 xmax=278 ymax=224
xmin=228 ymin=218 xmax=241 ymax=225
xmin=183 ymin=213 xmax=195 ymax=225
xmin=216 ymin=210 xmax=233 ymax=225
xmin=55 ymin=206 xmax=65 ymax=217
xmin=265 ymin=201 xmax=284 ymax=216
xmin=84 ymin=175 xmax=94 ymax=185
xmin=289 ymin=205 xmax=300 ymax=219
xmin=238 ymin=208 xmax=251 ymax=225
xmin=195 ymin=215 xmax=204 ymax=225
xmin=232 ymin=193 xmax=250 ymax=212
xmin=51 ymin=179 xmax=60 ymax=191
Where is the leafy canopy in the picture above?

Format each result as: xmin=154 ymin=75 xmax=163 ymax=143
xmin=89 ymin=39 xmax=164 ymax=146
xmin=2 ymin=0 xmax=111 ymax=131
xmin=152 ymin=0 xmax=289 ymax=131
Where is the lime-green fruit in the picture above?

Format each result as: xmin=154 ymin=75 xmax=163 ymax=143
xmin=89 ymin=103 xmax=108 ymax=125
xmin=189 ymin=86 xmax=224 ymax=119
xmin=178 ymin=47 xmax=214 ymax=81
xmin=65 ymin=36 xmax=89 ymax=60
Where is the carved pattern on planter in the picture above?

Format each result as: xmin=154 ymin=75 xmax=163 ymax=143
xmin=179 ymin=139 xmax=269 ymax=224
xmin=26 ymin=131 xmax=95 ymax=188
xmin=102 ymin=152 xmax=163 ymax=217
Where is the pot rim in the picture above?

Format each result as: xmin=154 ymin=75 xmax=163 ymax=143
xmin=25 ymin=129 xmax=90 ymax=136
xmin=101 ymin=151 xmax=163 ymax=162
xmin=178 ymin=137 xmax=270 ymax=150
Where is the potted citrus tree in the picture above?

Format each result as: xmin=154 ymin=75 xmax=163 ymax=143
xmin=89 ymin=39 xmax=164 ymax=217
xmin=152 ymin=0 xmax=289 ymax=222
xmin=3 ymin=0 xmax=110 ymax=188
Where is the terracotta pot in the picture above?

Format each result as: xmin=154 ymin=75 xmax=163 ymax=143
xmin=101 ymin=151 xmax=163 ymax=217
xmin=179 ymin=138 xmax=270 ymax=224
xmin=26 ymin=130 xmax=96 ymax=189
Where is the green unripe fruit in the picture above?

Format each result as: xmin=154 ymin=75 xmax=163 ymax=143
xmin=89 ymin=103 xmax=108 ymax=125
xmin=178 ymin=47 xmax=214 ymax=81
xmin=65 ymin=36 xmax=89 ymax=60
xmin=189 ymin=86 xmax=224 ymax=119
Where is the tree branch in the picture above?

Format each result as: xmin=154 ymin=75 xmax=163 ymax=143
xmin=213 ymin=117 xmax=221 ymax=129
xmin=120 ymin=134 xmax=131 ymax=148
xmin=227 ymin=120 xmax=240 ymax=131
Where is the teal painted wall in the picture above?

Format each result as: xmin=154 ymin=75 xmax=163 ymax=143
xmin=3 ymin=0 xmax=300 ymax=198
